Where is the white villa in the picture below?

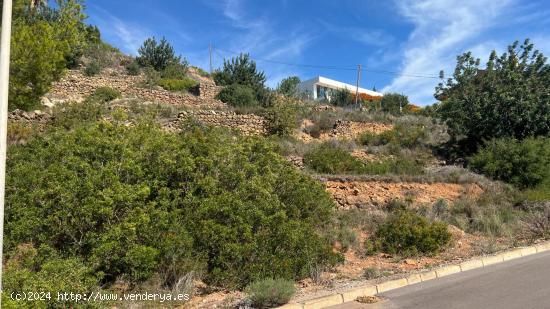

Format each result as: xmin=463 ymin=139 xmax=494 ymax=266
xmin=297 ymin=76 xmax=383 ymax=101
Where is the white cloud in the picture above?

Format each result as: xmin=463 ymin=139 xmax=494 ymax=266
xmin=88 ymin=5 xmax=151 ymax=55
xmin=205 ymin=0 xmax=314 ymax=86
xmin=321 ymin=22 xmax=394 ymax=47
xmin=382 ymin=0 xmax=514 ymax=105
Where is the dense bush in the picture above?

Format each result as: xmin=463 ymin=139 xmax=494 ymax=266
xmin=469 ymin=137 xmax=550 ymax=189
xmin=89 ymin=87 xmax=121 ymax=102
xmin=136 ymin=37 xmax=182 ymax=71
xmin=5 ymin=120 xmax=339 ymax=289
xmin=245 ymin=278 xmax=296 ymax=308
xmin=125 ymin=60 xmax=141 ymax=76
xmin=216 ymin=84 xmax=258 ymax=107
xmin=358 ymin=124 xmax=427 ymax=148
xmin=380 ymin=93 xmax=409 ymax=114
xmin=276 ymin=76 xmax=301 ymax=98
xmin=522 ymin=205 xmax=550 ymax=240
xmin=366 ymin=210 xmax=451 ymax=256
xmin=83 ymin=42 xmax=121 ymax=69
xmin=330 ymin=88 xmax=354 ymax=107
xmin=2 ymin=244 xmax=100 ymax=308
xmin=9 ymin=1 xmax=87 ymax=110
xmin=303 ymin=142 xmax=424 ymax=175
xmin=214 ymin=53 xmax=274 ymax=106
xmin=265 ymin=104 xmax=298 ymax=137
xmin=7 ymin=121 xmax=32 ymax=146
xmin=141 ymin=67 xmax=161 ymax=89
xmin=50 ymin=101 xmax=106 ymax=130
xmin=157 ymin=77 xmax=198 ymax=92
xmin=303 ymin=143 xmax=367 ymax=174
xmin=83 ymin=61 xmax=101 ymax=76
xmin=160 ymin=63 xmax=189 ymax=80
xmin=436 ymin=39 xmax=550 ymax=154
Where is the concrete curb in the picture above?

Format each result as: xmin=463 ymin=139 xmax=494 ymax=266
xmin=276 ymin=240 xmax=550 ymax=309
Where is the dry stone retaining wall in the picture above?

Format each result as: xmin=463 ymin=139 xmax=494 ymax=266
xmin=168 ymin=110 xmax=267 ymax=136
xmin=49 ymin=70 xmax=226 ymax=109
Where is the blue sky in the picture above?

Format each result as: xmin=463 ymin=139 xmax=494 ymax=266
xmin=85 ymin=0 xmax=550 ymax=105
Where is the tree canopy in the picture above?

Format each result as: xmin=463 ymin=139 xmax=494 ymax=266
xmin=436 ymin=39 xmax=550 ymax=154
xmin=136 ymin=37 xmax=183 ymax=71
xmin=276 ymin=76 xmax=301 ymax=97
xmin=7 ymin=0 xmax=88 ymax=110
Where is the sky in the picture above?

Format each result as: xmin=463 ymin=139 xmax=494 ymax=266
xmin=85 ymin=0 xmax=550 ymax=105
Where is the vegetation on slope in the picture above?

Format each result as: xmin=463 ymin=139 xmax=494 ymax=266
xmin=4 ymin=110 xmax=340 ymax=308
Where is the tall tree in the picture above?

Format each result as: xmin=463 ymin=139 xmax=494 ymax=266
xmin=276 ymin=76 xmax=300 ymax=97
xmin=213 ymin=53 xmax=266 ymax=90
xmin=8 ymin=0 xmax=87 ymax=110
xmin=436 ymin=39 xmax=550 ymax=154
xmin=136 ymin=37 xmax=181 ymax=71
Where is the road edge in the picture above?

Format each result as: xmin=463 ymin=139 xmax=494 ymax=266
xmin=276 ymin=241 xmax=550 ymax=309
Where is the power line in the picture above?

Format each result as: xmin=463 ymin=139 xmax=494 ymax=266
xmin=212 ymin=46 xmax=441 ymax=79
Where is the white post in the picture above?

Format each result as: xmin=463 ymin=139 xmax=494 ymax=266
xmin=0 ymin=0 xmax=13 ymax=302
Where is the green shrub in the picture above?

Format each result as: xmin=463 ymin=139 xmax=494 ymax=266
xmin=90 ymin=87 xmax=121 ymax=102
xmin=136 ymin=37 xmax=182 ymax=71
xmin=368 ymin=210 xmax=451 ymax=256
xmin=9 ymin=2 xmax=87 ymax=111
xmin=304 ymin=112 xmax=337 ymax=138
xmin=380 ymin=93 xmax=409 ymax=114
xmin=192 ymin=66 xmax=210 ymax=77
xmin=303 ymin=143 xmax=367 ymax=174
xmin=303 ymin=142 xmax=424 ymax=175
xmin=362 ymin=267 xmax=381 ymax=280
xmin=6 ymin=121 xmax=339 ymax=289
xmin=265 ymin=104 xmax=298 ymax=137
xmin=161 ymin=63 xmax=189 ymax=80
xmin=361 ymin=158 xmax=424 ymax=176
xmin=2 ymin=244 xmax=100 ymax=309
xmin=216 ymin=84 xmax=258 ymax=107
xmin=522 ymin=205 xmax=550 ymax=240
xmin=51 ymin=101 xmax=106 ymax=130
xmin=245 ymin=278 xmax=296 ymax=308
xmin=7 ymin=121 xmax=33 ymax=146
xmin=83 ymin=42 xmax=121 ymax=69
xmin=523 ymin=182 xmax=550 ymax=202
xmin=125 ymin=60 xmax=141 ymax=76
xmin=469 ymin=137 xmax=550 ymax=189
xmin=330 ymin=88 xmax=354 ymax=106
xmin=358 ymin=124 xmax=427 ymax=148
xmin=157 ymin=78 xmax=198 ymax=92
xmin=276 ymin=76 xmax=301 ymax=97
xmin=141 ymin=67 xmax=161 ymax=89
xmin=84 ymin=61 xmax=102 ymax=76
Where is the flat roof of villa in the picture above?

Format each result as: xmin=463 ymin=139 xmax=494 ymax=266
xmin=301 ymin=76 xmax=383 ymax=97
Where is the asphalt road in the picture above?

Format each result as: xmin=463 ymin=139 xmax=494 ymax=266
xmin=329 ymin=250 xmax=550 ymax=309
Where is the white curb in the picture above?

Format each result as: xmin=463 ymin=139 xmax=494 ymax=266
xmin=276 ymin=240 xmax=550 ymax=309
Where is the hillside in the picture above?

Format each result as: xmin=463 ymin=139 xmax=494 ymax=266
xmin=4 ymin=51 xmax=539 ymax=309
xmin=4 ymin=6 xmax=550 ymax=307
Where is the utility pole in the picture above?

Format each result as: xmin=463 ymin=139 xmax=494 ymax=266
xmin=209 ymin=43 xmax=213 ymax=74
xmin=354 ymin=64 xmax=361 ymax=109
xmin=0 ymin=0 xmax=13 ymax=304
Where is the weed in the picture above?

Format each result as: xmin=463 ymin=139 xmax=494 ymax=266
xmin=245 ymin=278 xmax=295 ymax=308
